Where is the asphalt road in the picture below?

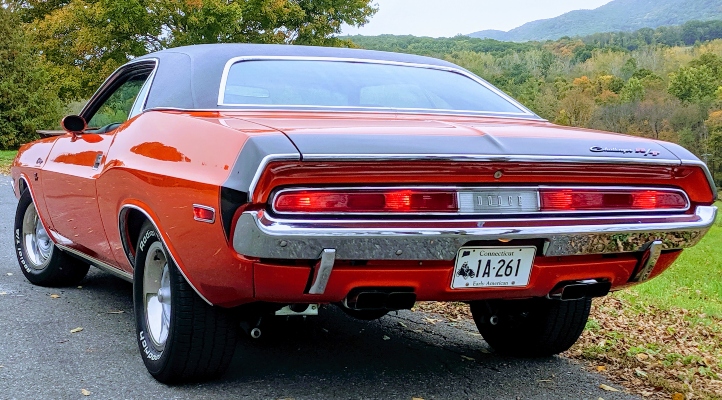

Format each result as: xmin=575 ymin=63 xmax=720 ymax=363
xmin=0 ymin=175 xmax=638 ymax=400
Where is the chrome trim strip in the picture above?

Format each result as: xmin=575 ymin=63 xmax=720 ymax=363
xmin=57 ymin=244 xmax=133 ymax=282
xmin=308 ymin=249 xmax=336 ymax=295
xmin=145 ymin=107 xmax=545 ymax=121
xmin=680 ymin=159 xmax=718 ymax=196
xmin=216 ymin=56 xmax=537 ymax=117
xmin=118 ymin=204 xmax=213 ymax=306
xmin=269 ymin=185 xmax=691 ymax=216
xmin=248 ymin=153 xmax=302 ymax=197
xmin=232 ymin=206 xmax=716 ymax=260
xmin=300 ymin=153 xmax=683 ymax=166
xmin=192 ymin=204 xmax=217 ymax=224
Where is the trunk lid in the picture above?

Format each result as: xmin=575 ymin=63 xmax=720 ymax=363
xmin=233 ymin=113 xmax=681 ymax=163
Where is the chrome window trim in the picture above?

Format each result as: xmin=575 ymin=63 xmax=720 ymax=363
xmin=269 ymin=185 xmax=691 ymax=216
xmin=216 ymin=56 xmax=538 ymax=117
xmin=129 ymin=62 xmax=158 ymax=118
xmin=118 ymin=204 xmax=213 ymax=306
xmin=80 ymin=58 xmax=159 ymax=122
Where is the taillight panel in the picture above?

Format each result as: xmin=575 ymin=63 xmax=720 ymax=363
xmin=271 ymin=186 xmax=690 ymax=216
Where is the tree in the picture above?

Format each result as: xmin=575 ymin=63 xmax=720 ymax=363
xmin=0 ymin=6 xmax=63 ymax=149
xmin=12 ymin=0 xmax=378 ymax=99
xmin=668 ymin=65 xmax=718 ymax=103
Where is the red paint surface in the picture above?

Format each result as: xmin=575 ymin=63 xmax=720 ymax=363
xmin=9 ymin=110 xmax=712 ymax=306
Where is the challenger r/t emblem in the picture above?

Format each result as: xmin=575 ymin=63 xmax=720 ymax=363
xmin=590 ymin=146 xmax=660 ymax=156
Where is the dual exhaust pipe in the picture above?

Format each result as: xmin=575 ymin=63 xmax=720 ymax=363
xmin=549 ymin=279 xmax=611 ymax=301
xmin=343 ymin=288 xmax=417 ymax=311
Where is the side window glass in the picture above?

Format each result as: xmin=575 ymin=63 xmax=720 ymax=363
xmin=87 ymin=74 xmax=149 ymax=128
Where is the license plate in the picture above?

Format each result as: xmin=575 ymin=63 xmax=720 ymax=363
xmin=451 ymin=246 xmax=536 ymax=289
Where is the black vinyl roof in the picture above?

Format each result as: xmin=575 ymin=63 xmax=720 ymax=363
xmin=137 ymin=43 xmax=470 ymax=111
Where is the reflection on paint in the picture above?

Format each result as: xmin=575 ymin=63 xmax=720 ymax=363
xmin=53 ymin=151 xmax=99 ymax=166
xmin=78 ymin=134 xmax=104 ymax=144
xmin=130 ymin=142 xmax=191 ymax=162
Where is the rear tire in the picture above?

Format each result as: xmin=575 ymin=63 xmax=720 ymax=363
xmin=133 ymin=221 xmax=238 ymax=383
xmin=14 ymin=189 xmax=89 ymax=287
xmin=470 ymin=297 xmax=591 ymax=357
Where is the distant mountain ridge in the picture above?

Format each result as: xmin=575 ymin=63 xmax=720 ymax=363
xmin=469 ymin=0 xmax=722 ymax=42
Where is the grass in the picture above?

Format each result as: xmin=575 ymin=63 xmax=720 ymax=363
xmin=0 ymin=150 xmax=17 ymax=175
xmin=567 ymin=203 xmax=722 ymax=399
xmin=620 ymin=201 xmax=722 ymax=317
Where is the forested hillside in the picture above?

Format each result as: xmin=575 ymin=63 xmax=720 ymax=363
xmin=351 ymin=24 xmax=722 ymax=186
xmin=469 ymin=0 xmax=722 ymax=42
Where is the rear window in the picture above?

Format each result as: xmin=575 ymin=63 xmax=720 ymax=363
xmin=220 ymin=60 xmax=528 ymax=115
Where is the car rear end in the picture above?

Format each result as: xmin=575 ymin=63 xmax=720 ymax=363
xmin=229 ymin=146 xmax=716 ymax=306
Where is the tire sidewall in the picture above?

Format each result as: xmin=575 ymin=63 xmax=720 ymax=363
xmin=14 ymin=190 xmax=54 ymax=280
xmin=133 ymin=223 xmax=172 ymax=374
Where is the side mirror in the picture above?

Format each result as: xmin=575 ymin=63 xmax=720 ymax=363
xmin=61 ymin=115 xmax=87 ymax=135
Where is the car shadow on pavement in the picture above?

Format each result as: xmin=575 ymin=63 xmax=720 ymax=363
xmin=68 ymin=269 xmax=634 ymax=399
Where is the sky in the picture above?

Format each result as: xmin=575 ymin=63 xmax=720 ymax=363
xmin=343 ymin=0 xmax=614 ymax=38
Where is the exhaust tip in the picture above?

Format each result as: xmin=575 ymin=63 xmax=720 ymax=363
xmin=344 ymin=288 xmax=416 ymax=310
xmin=550 ymin=280 xmax=611 ymax=301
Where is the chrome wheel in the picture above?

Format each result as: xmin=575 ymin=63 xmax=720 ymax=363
xmin=143 ymin=242 xmax=171 ymax=349
xmin=21 ymin=202 xmax=53 ymax=269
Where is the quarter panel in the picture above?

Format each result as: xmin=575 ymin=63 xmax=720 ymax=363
xmin=97 ymin=111 xmax=284 ymax=305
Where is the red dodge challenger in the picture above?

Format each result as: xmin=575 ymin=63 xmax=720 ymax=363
xmin=10 ymin=44 xmax=717 ymax=383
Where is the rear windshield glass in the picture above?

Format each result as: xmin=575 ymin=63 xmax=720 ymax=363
xmin=221 ymin=60 xmax=527 ymax=115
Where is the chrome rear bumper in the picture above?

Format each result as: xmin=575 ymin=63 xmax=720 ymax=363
xmin=232 ymin=206 xmax=717 ymax=260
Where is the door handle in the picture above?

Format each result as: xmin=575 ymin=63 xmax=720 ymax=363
xmin=93 ymin=152 xmax=104 ymax=170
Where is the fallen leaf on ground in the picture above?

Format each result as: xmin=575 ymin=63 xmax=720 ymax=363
xmin=636 ymin=353 xmax=649 ymax=361
xmin=423 ymin=317 xmax=439 ymax=325
xmin=50 ymin=294 xmax=60 ymax=299
xmin=81 ymin=389 xmax=90 ymax=396
xmin=461 ymin=355 xmax=475 ymax=361
xmin=634 ymin=368 xmax=647 ymax=378
xmin=597 ymin=366 xmax=607 ymax=372
xmin=398 ymin=321 xmax=407 ymax=328
xmin=671 ymin=393 xmax=684 ymax=400
xmin=382 ymin=335 xmax=390 ymax=340
xmin=70 ymin=327 xmax=84 ymax=334
xmin=107 ymin=310 xmax=124 ymax=314
xmin=77 ymin=286 xmax=82 ymax=289
xmin=412 ymin=397 xmax=424 ymax=400
xmin=599 ymin=384 xmax=619 ymax=392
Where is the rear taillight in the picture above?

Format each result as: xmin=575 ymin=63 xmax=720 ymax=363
xmin=272 ymin=187 xmax=689 ymax=214
xmin=273 ymin=189 xmax=458 ymax=213
xmin=539 ymin=189 xmax=688 ymax=212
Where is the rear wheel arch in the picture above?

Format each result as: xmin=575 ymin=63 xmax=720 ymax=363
xmin=118 ymin=203 xmax=213 ymax=306
xmin=119 ymin=206 xmax=149 ymax=268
